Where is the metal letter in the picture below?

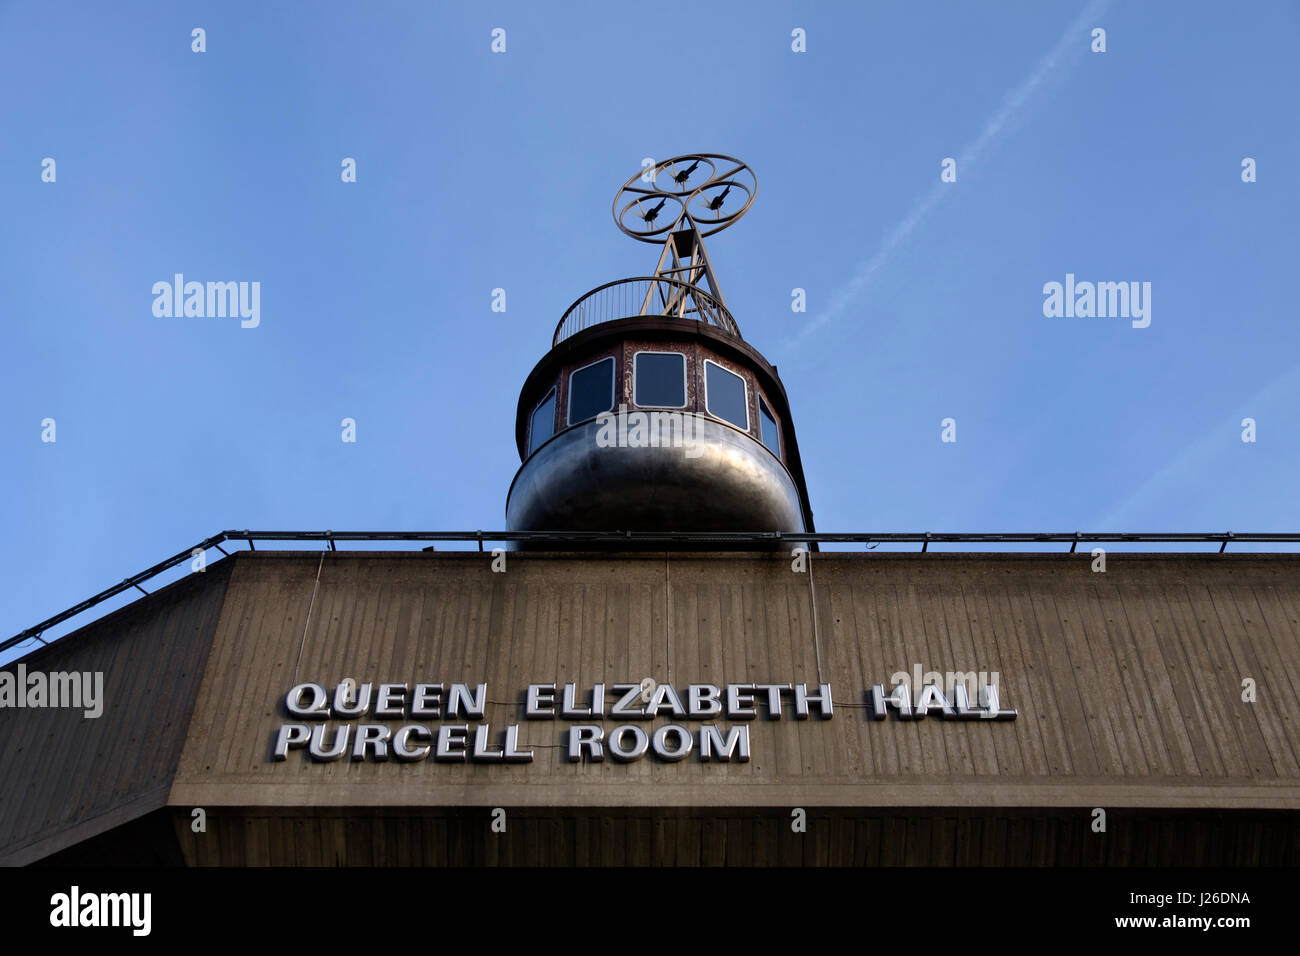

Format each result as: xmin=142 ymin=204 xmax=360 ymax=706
xmin=915 ymin=683 xmax=955 ymax=718
xmin=867 ymin=684 xmax=889 ymax=720
xmin=726 ymin=684 xmax=757 ymax=718
xmin=410 ymin=683 xmax=443 ymax=718
xmin=755 ymin=683 xmax=793 ymax=718
xmin=794 ymin=683 xmax=834 ymax=719
xmin=503 ymin=724 xmax=535 ymax=762
xmin=561 ymin=683 xmax=605 ymax=717
xmin=473 ymin=723 xmax=506 ymax=762
xmin=567 ymin=724 xmax=604 ymax=762
xmin=332 ymin=681 xmax=372 ymax=717
xmin=435 ymin=724 xmax=470 ymax=761
xmin=607 ymin=724 xmax=650 ymax=761
xmin=687 ymin=684 xmax=722 ymax=717
xmin=525 ymin=683 xmax=557 ymax=718
xmin=392 ymin=724 xmax=432 ymax=761
xmin=869 ymin=683 xmax=916 ymax=720
xmin=611 ymin=683 xmax=647 ymax=717
xmin=645 ymin=682 xmax=686 ymax=717
xmin=352 ymin=723 xmax=391 ymax=761
xmin=374 ymin=683 xmax=408 ymax=718
xmin=652 ymin=724 xmax=693 ymax=761
xmin=447 ymin=683 xmax=486 ymax=718
xmin=273 ymin=723 xmax=311 ymax=759
xmin=979 ymin=683 xmax=1018 ymax=720
xmin=700 ymin=724 xmax=750 ymax=762
xmin=285 ymin=683 xmax=330 ymax=718
xmin=309 ymin=723 xmax=350 ymax=761
xmin=952 ymin=682 xmax=984 ymax=720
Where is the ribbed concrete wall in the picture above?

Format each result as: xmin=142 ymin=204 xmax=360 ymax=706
xmin=5 ymin=549 xmax=1298 ymax=864
xmin=0 ymin=563 xmax=231 ymax=865
xmin=170 ymin=551 xmax=1300 ymax=811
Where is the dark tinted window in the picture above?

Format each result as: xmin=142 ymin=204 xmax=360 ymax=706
xmin=529 ymin=389 xmax=556 ymax=453
xmin=635 ymin=352 xmax=686 ymax=407
xmin=568 ymin=357 xmax=615 ymax=424
xmin=705 ymin=361 xmax=747 ymax=430
xmin=759 ymin=398 xmax=780 ymax=454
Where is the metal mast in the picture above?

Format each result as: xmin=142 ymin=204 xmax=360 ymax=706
xmin=611 ymin=153 xmax=757 ymax=328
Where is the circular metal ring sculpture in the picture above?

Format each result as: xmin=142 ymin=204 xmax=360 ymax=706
xmin=612 ymin=153 xmax=757 ymax=242
xmin=613 ymin=192 xmax=685 ymax=241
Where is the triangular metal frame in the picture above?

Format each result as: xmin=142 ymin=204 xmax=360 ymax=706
xmin=639 ymin=212 xmax=728 ymax=322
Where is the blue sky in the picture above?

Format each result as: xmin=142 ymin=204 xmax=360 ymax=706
xmin=3 ymin=0 xmax=1299 ymax=654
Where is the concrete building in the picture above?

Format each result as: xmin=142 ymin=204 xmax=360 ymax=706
xmin=3 ymin=156 xmax=1297 ymax=866
xmin=3 ymin=549 xmax=1299 ymax=865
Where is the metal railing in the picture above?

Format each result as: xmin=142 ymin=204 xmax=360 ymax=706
xmin=553 ymin=276 xmax=740 ymax=346
xmin=5 ymin=529 xmax=1299 ymax=657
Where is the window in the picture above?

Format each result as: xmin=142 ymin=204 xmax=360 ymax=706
xmin=758 ymin=397 xmax=780 ymax=455
xmin=567 ymin=356 xmax=615 ymax=425
xmin=704 ymin=360 xmax=748 ymax=430
xmin=528 ymin=388 xmax=556 ymax=454
xmin=634 ymin=351 xmax=686 ymax=408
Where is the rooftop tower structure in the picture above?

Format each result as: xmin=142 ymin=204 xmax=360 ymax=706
xmin=505 ymin=154 xmax=815 ymax=540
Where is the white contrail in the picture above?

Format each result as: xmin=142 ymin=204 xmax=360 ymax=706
xmin=789 ymin=0 xmax=1110 ymax=348
xmin=1092 ymin=362 xmax=1300 ymax=530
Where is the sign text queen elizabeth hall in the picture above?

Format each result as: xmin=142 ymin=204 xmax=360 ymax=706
xmin=273 ymin=678 xmax=1016 ymax=765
